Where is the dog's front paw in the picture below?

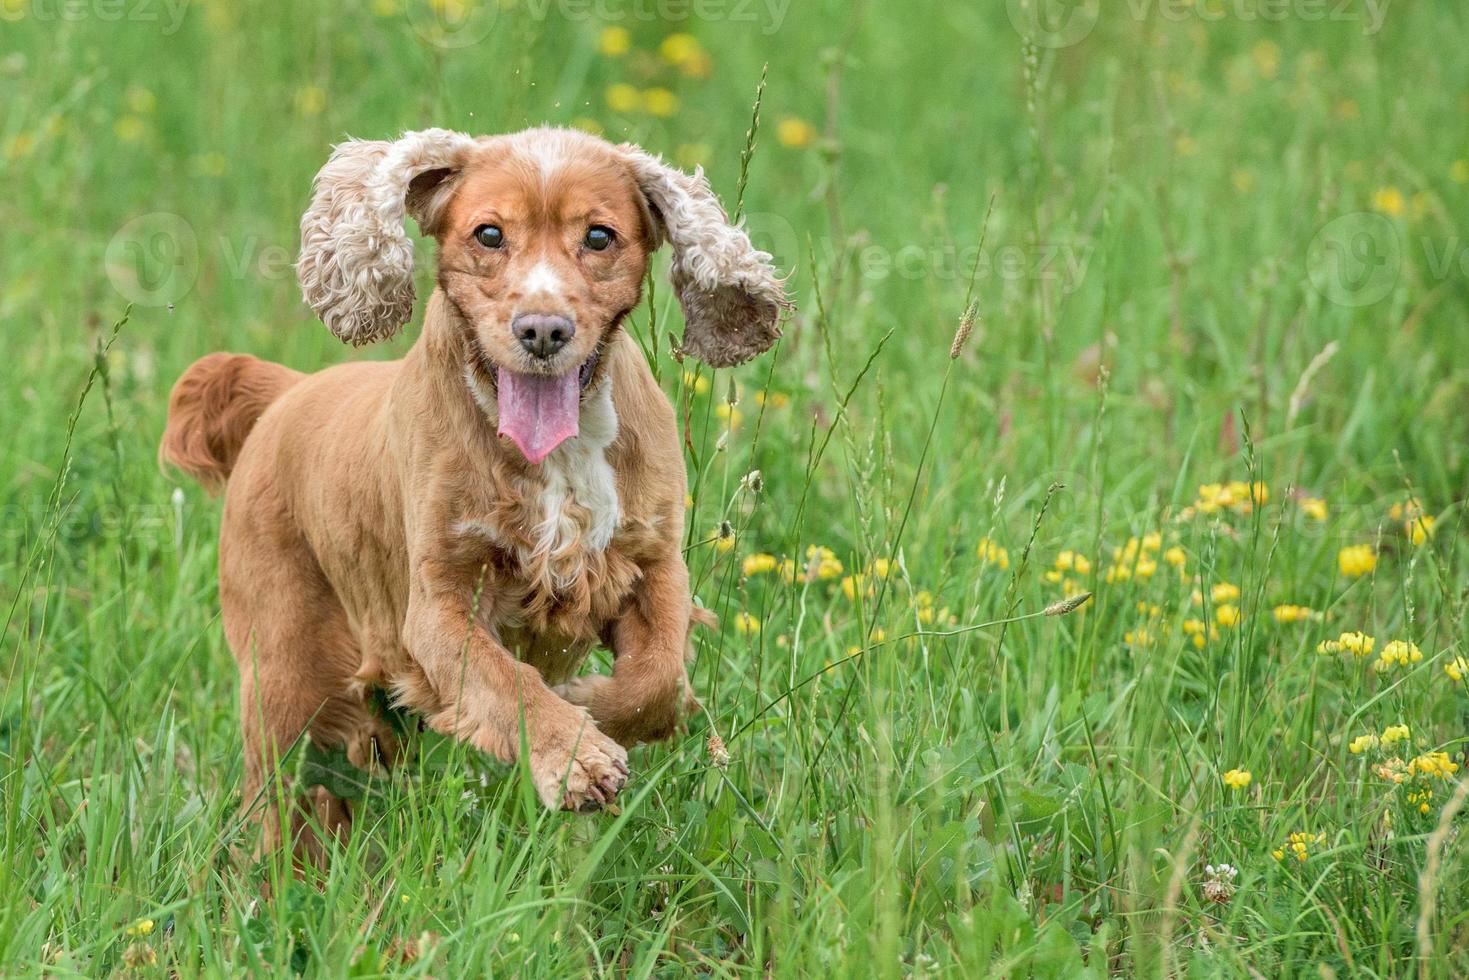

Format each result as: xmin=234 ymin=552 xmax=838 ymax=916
xmin=556 ymin=672 xmax=697 ymax=747
xmin=529 ymin=713 xmax=629 ymax=812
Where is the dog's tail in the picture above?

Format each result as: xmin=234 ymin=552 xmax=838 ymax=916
xmin=159 ymin=353 xmax=304 ymax=492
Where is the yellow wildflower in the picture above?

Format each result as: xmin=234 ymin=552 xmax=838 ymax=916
xmin=681 ymin=371 xmax=711 ymax=395
xmin=1374 ymin=640 xmax=1423 ymax=671
xmin=1318 ymin=630 xmax=1375 ymax=657
xmin=1214 ymin=605 xmax=1241 ymax=628
xmin=776 ymin=116 xmax=818 ymax=149
xmin=715 ymin=403 xmax=742 ymax=429
xmin=1272 ymin=604 xmax=1317 ymax=624
xmin=733 ymin=611 xmax=760 ymax=636
xmin=1380 ymin=724 xmax=1410 ymax=747
xmin=1348 ymin=734 xmax=1378 ymax=754
xmin=1223 ymin=768 xmax=1252 ymax=790
xmin=1054 ymin=550 xmax=1091 ymax=574
xmin=754 ymin=390 xmax=790 ymax=408
xmin=642 ymin=87 xmax=679 ymax=118
xmin=805 ymin=545 xmax=843 ymax=580
xmin=1444 ymin=656 xmax=1468 ymax=682
xmin=840 ymin=574 xmax=868 ymax=602
xmin=1298 ymin=497 xmax=1328 ymax=521
xmin=597 ymin=26 xmax=631 ymax=56
xmin=293 ymin=85 xmax=326 ymax=116
xmin=1409 ymin=752 xmax=1459 ymax=780
xmin=742 ymin=553 xmax=777 ymax=577
xmin=1371 ymin=186 xmax=1405 ymax=217
xmin=1163 ymin=546 xmax=1187 ymax=567
xmin=1406 ymin=514 xmax=1436 ymax=546
xmin=1273 ymin=830 xmax=1326 ymax=863
xmin=977 ymin=538 xmax=1010 ymax=569
xmin=605 ymin=83 xmax=640 ymax=113
xmin=659 ymin=32 xmax=700 ymax=66
xmin=126 ymin=919 xmax=155 ymax=937
xmin=715 ymin=522 xmax=735 ymax=553
xmin=1338 ymin=544 xmax=1377 ymax=578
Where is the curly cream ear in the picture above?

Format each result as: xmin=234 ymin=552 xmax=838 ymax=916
xmin=622 ymin=147 xmax=790 ymax=368
xmin=297 ymin=128 xmax=477 ymax=345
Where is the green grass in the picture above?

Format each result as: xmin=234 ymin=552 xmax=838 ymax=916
xmin=4 ymin=0 xmax=1469 ymax=974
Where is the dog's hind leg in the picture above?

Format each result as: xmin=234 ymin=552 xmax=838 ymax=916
xmin=221 ymin=494 xmax=396 ymax=864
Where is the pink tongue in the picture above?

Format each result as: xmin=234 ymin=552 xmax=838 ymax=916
xmin=496 ymin=368 xmax=580 ymax=464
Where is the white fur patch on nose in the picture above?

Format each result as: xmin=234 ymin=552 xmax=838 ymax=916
xmin=522 ymin=260 xmax=564 ymax=299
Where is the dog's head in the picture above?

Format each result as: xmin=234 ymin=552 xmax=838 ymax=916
xmin=296 ymin=127 xmax=788 ymax=463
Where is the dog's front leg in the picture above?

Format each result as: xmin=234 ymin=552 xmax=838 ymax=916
xmin=404 ymin=564 xmax=628 ymax=810
xmin=559 ymin=552 xmax=698 ymax=746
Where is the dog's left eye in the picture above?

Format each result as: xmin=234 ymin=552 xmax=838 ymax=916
xmin=584 ymin=226 xmax=615 ymax=251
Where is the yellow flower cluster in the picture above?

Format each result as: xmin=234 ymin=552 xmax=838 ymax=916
xmin=1317 ymin=630 xmax=1375 ymax=657
xmin=1389 ymin=499 xmax=1436 ymax=546
xmin=976 ymin=538 xmax=1010 ymax=569
xmin=1409 ymin=751 xmax=1459 ymax=781
xmin=1338 ymin=544 xmax=1377 ymax=578
xmin=1272 ymin=830 xmax=1325 ymax=862
xmin=1182 ymin=618 xmax=1219 ymax=648
xmin=806 ymin=545 xmax=844 ymax=580
xmin=1222 ymin=768 xmax=1252 ymax=790
xmin=1105 ymin=534 xmax=1167 ymax=582
xmin=1181 ymin=481 xmax=1268 ymax=518
xmin=1271 ymin=604 xmax=1319 ymax=624
xmin=1444 ymin=656 xmax=1468 ymax=682
xmin=1193 ymin=582 xmax=1241 ymax=605
xmin=1297 ymin=497 xmax=1328 ymax=521
xmin=742 ymin=553 xmax=778 ymax=577
xmin=733 ymin=611 xmax=760 ymax=636
xmin=1374 ymin=639 xmax=1423 ymax=672
xmin=1349 ymin=723 xmax=1409 ymax=754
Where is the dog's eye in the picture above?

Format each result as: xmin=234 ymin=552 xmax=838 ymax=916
xmin=584 ymin=226 xmax=615 ymax=251
xmin=474 ymin=224 xmax=504 ymax=249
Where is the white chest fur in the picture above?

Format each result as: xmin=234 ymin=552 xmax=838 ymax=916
xmin=456 ymin=378 xmax=621 ymax=589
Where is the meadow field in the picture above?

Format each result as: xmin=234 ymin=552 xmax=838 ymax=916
xmin=3 ymin=0 xmax=1469 ymax=974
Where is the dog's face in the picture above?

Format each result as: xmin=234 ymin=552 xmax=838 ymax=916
xmin=422 ymin=134 xmax=653 ymax=460
xmin=296 ymin=126 xmax=789 ymax=462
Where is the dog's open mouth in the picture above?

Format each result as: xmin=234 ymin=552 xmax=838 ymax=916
xmin=495 ymin=346 xmax=602 ymax=465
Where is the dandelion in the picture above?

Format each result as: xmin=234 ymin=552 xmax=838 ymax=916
xmin=776 ymin=116 xmax=818 ymax=149
xmin=597 ymin=25 xmax=631 ymax=56
xmin=742 ymin=553 xmax=777 ymax=577
xmin=1223 ymin=768 xmax=1252 ymax=790
xmin=976 ymin=538 xmax=1010 ymax=569
xmin=293 ymin=85 xmax=327 ymax=116
xmin=1338 ymin=544 xmax=1377 ymax=578
xmin=1374 ymin=640 xmax=1423 ymax=671
xmin=605 ymin=83 xmax=640 ymax=113
xmin=733 ymin=611 xmax=760 ymax=636
xmin=1371 ymin=186 xmax=1406 ymax=217
xmin=1444 ymin=656 xmax=1468 ymax=682
xmin=1298 ymin=497 xmax=1328 ymax=521
xmin=641 ymin=87 xmax=679 ymax=118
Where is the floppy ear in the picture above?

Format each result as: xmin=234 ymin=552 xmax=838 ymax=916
xmin=622 ymin=147 xmax=790 ymax=368
xmin=297 ymin=128 xmax=478 ymax=345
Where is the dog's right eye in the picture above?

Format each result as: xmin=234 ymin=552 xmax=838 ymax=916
xmin=474 ymin=224 xmax=505 ymax=249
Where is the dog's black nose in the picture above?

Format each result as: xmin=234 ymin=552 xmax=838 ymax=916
xmin=512 ymin=313 xmax=575 ymax=359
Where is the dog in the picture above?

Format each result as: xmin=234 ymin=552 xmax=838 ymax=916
xmin=160 ymin=127 xmax=787 ymax=852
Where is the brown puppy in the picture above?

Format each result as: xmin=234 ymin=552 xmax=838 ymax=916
xmin=161 ymin=127 xmax=786 ymax=852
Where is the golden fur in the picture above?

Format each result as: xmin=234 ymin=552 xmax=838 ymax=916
xmin=160 ymin=127 xmax=785 ymax=856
